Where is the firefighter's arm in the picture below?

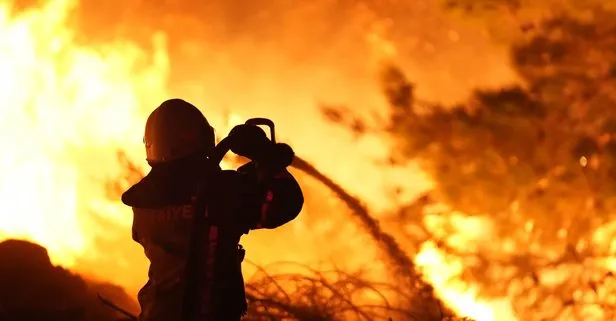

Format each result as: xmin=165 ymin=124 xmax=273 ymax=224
xmin=237 ymin=162 xmax=303 ymax=229
xmin=228 ymin=124 xmax=304 ymax=229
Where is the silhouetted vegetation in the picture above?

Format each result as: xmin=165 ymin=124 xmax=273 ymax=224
xmin=323 ymin=5 xmax=616 ymax=321
xmin=243 ymin=262 xmax=407 ymax=321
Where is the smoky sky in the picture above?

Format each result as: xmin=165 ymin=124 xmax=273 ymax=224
xmin=6 ymin=0 xmax=520 ymax=211
xmin=67 ymin=0 xmax=517 ymax=103
xmin=58 ymin=0 xmax=520 ymax=208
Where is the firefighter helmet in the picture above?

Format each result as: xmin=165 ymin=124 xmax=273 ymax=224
xmin=143 ymin=99 xmax=215 ymax=164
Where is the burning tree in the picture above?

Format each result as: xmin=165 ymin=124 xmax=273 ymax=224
xmin=323 ymin=5 xmax=616 ymax=321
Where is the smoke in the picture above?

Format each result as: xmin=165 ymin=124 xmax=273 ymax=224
xmin=51 ymin=0 xmax=520 ymax=212
xmin=66 ymin=0 xmax=518 ymax=99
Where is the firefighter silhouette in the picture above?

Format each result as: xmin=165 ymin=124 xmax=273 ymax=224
xmin=121 ymin=99 xmax=304 ymax=321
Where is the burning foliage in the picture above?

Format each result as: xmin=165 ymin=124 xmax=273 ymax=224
xmin=244 ymin=262 xmax=407 ymax=320
xmin=323 ymin=5 xmax=616 ymax=321
xmin=244 ymin=262 xmax=476 ymax=321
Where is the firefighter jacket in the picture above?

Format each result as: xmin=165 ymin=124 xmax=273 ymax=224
xmin=121 ymin=161 xmax=304 ymax=321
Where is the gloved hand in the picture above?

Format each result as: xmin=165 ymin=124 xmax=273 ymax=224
xmin=266 ymin=142 xmax=295 ymax=170
xmin=228 ymin=124 xmax=294 ymax=170
xmin=228 ymin=124 xmax=271 ymax=160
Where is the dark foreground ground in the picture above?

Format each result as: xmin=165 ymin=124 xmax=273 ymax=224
xmin=0 ymin=239 xmax=138 ymax=321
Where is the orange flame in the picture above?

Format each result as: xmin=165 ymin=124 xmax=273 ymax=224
xmin=0 ymin=1 xmax=559 ymax=321
xmin=0 ymin=0 xmax=166 ymax=264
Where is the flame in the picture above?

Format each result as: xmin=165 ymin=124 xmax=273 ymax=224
xmin=415 ymin=213 xmax=518 ymax=321
xmin=416 ymin=242 xmax=514 ymax=321
xmin=0 ymin=1 xmax=588 ymax=321
xmin=0 ymin=0 xmax=167 ymax=264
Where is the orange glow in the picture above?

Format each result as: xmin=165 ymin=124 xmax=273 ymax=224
xmin=4 ymin=1 xmax=610 ymax=321
xmin=0 ymin=0 xmax=165 ymax=263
